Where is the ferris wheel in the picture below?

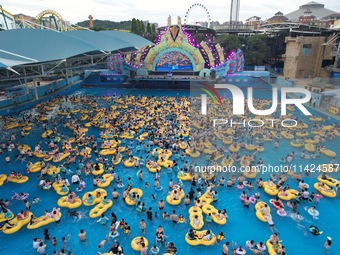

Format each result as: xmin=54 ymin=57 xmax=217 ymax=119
xmin=184 ymin=3 xmax=211 ymax=28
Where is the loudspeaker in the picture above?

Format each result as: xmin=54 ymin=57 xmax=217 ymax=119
xmin=211 ymin=70 xmax=216 ymax=79
xmin=130 ymin=70 xmax=135 ymax=78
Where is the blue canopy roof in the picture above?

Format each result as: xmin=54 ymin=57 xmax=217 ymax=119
xmin=0 ymin=29 xmax=153 ymax=68
xmin=65 ymin=30 xmax=138 ymax=52
xmin=99 ymin=30 xmax=152 ymax=49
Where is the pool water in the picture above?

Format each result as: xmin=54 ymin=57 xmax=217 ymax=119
xmin=0 ymin=86 xmax=339 ymax=255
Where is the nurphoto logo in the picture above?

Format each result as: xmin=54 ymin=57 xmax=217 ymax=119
xmin=201 ymin=84 xmax=312 ymax=116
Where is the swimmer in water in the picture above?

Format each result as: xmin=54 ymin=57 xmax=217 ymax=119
xmin=68 ymin=210 xmax=87 ymax=222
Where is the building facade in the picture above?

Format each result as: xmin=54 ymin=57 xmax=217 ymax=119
xmin=283 ymin=36 xmax=334 ymax=78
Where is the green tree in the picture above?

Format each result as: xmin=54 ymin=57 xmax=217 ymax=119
xmin=146 ymin=23 xmax=152 ymax=35
xmin=220 ymin=35 xmax=242 ymax=52
xmin=244 ymin=35 xmax=270 ymax=66
xmin=151 ymin=24 xmax=156 ymax=36
xmin=140 ymin=20 xmax=145 ymax=35
xmin=135 ymin=19 xmax=141 ymax=34
xmin=91 ymin=26 xmax=106 ymax=31
xmin=131 ymin=18 xmax=137 ymax=33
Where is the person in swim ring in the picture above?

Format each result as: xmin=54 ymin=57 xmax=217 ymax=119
xmin=277 ymin=206 xmax=287 ymax=216
xmin=253 ymin=242 xmax=266 ymax=254
xmin=178 ymin=214 xmax=186 ymax=223
xmin=256 ymin=178 xmax=263 ymax=188
xmin=216 ymin=232 xmax=225 ymax=243
xmin=205 ymin=213 xmax=212 ymax=223
xmin=187 ymin=229 xmax=198 ymax=240
xmin=234 ymin=246 xmax=246 ymax=255
xmin=85 ymin=194 xmax=94 ymax=205
xmin=245 ymin=240 xmax=254 ymax=249
xmin=240 ymin=191 xmax=247 ymax=201
xmin=309 ymin=225 xmax=321 ymax=235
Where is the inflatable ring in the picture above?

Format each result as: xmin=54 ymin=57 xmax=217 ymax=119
xmin=308 ymin=208 xmax=319 ymax=217
xmin=125 ymin=188 xmax=143 ymax=206
xmin=150 ymin=246 xmax=160 ymax=255
xmin=7 ymin=176 xmax=29 ymax=184
xmin=97 ymin=174 xmax=114 ymax=188
xmin=57 ymin=196 xmax=82 ymax=209
xmin=155 ymin=186 xmax=163 ymax=192
xmin=131 ymin=236 xmax=148 ymax=251
xmin=89 ymin=199 xmax=113 ymax=218
xmin=276 ymin=209 xmax=287 ymax=217
xmin=43 ymin=184 xmax=51 ymax=190
xmin=52 ymin=182 xmax=69 ymax=196
xmin=314 ymin=182 xmax=336 ymax=198
xmin=185 ymin=230 xmax=217 ymax=246
xmin=269 ymin=199 xmax=284 ymax=209
xmin=27 ymin=212 xmax=62 ymax=230
xmin=249 ymin=197 xmax=256 ymax=204
xmin=82 ymin=188 xmax=107 ymax=206
xmin=266 ymin=240 xmax=283 ymax=255
xmin=255 ymin=202 xmax=271 ymax=222
xmin=2 ymin=212 xmax=33 ymax=234
xmin=92 ymin=163 xmax=105 ymax=176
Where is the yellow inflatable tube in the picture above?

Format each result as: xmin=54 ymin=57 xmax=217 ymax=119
xmin=0 ymin=211 xmax=14 ymax=222
xmin=89 ymin=199 xmax=113 ymax=218
xmin=92 ymin=163 xmax=105 ymax=176
xmin=46 ymin=166 xmax=60 ymax=176
xmin=277 ymin=189 xmax=299 ymax=201
xmin=166 ymin=189 xmax=185 ymax=205
xmin=177 ymin=172 xmax=192 ymax=181
xmin=2 ymin=212 xmax=33 ymax=234
xmin=27 ymin=212 xmax=62 ymax=229
xmin=97 ymin=174 xmax=114 ymax=188
xmin=146 ymin=162 xmax=161 ymax=173
xmin=53 ymin=152 xmax=70 ymax=162
xmin=131 ymin=236 xmax=148 ymax=251
xmin=99 ymin=149 xmax=116 ymax=156
xmin=52 ymin=182 xmax=69 ymax=196
xmin=29 ymin=162 xmax=43 ymax=173
xmin=82 ymin=188 xmax=107 ymax=206
xmin=7 ymin=175 xmax=29 ymax=184
xmin=185 ymin=149 xmax=201 ymax=158
xmin=157 ymin=159 xmax=174 ymax=168
xmin=255 ymin=202 xmax=271 ymax=222
xmin=57 ymin=196 xmax=82 ymax=209
xmin=124 ymin=157 xmax=139 ymax=167
xmin=0 ymin=174 xmax=7 ymax=186
xmin=314 ymin=182 xmax=336 ymax=198
xmin=266 ymin=239 xmax=283 ymax=255
xmin=125 ymin=188 xmax=143 ymax=206
xmin=189 ymin=212 xmax=204 ymax=230
xmin=320 ymin=148 xmax=336 ymax=157
xmin=185 ymin=230 xmax=217 ymax=246
xmin=317 ymin=176 xmax=339 ymax=187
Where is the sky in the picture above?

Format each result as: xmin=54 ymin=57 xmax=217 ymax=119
xmin=2 ymin=0 xmax=340 ymax=26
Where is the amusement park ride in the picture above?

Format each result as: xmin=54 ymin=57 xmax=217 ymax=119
xmin=0 ymin=5 xmax=87 ymax=32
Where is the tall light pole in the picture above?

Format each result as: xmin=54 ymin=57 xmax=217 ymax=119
xmin=230 ymin=0 xmax=240 ymax=24
xmin=230 ymin=0 xmax=234 ymax=24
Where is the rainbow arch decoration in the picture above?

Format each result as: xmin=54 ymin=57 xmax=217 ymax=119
xmin=124 ymin=17 xmax=244 ymax=75
xmin=142 ymin=23 xmax=205 ymax=71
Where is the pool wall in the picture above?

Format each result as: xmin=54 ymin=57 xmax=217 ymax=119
xmin=0 ymin=78 xmax=82 ymax=116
